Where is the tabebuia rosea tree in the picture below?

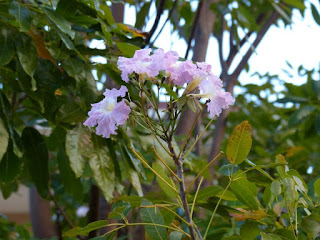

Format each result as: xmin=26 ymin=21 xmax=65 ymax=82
xmin=65 ymin=49 xmax=320 ymax=240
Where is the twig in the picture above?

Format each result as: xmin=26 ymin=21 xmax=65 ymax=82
xmin=150 ymin=0 xmax=179 ymax=47
xmin=144 ymin=0 xmax=166 ymax=46
xmin=186 ymin=152 xmax=222 ymax=193
xmin=185 ymin=0 xmax=204 ymax=59
xmin=152 ymin=147 xmax=181 ymax=182
xmin=130 ymin=147 xmax=179 ymax=194
xmin=49 ymin=192 xmax=74 ymax=229
xmin=190 ymin=177 xmax=204 ymax=218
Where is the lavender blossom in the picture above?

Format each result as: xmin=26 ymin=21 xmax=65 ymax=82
xmin=84 ymin=86 xmax=130 ymax=138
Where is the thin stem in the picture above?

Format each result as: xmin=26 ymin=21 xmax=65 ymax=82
xmin=141 ymin=90 xmax=174 ymax=157
xmin=130 ymin=147 xmax=179 ymax=194
xmin=204 ymin=181 xmax=232 ymax=239
xmin=102 ymin=222 xmax=190 ymax=238
xmin=176 ymin=159 xmax=198 ymax=240
xmin=184 ymin=116 xmax=216 ymax=159
xmin=152 ymin=147 xmax=181 ymax=182
xmin=190 ymin=177 xmax=204 ymax=218
xmin=186 ymin=152 xmax=223 ymax=193
xmin=142 ymin=204 xmax=190 ymax=226
xmin=178 ymin=106 xmax=204 ymax=160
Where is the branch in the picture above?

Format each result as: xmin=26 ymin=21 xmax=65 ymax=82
xmin=217 ymin=16 xmax=228 ymax=79
xmin=229 ymin=11 xmax=279 ymax=83
xmin=144 ymin=0 xmax=166 ymax=46
xmin=185 ymin=0 xmax=204 ymax=59
xmin=150 ymin=0 xmax=178 ymax=47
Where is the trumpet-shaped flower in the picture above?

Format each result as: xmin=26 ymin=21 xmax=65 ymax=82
xmin=83 ymin=86 xmax=130 ymax=138
xmin=198 ymin=75 xmax=235 ymax=117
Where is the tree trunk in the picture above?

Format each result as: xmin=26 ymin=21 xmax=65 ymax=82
xmin=175 ymin=0 xmax=217 ymax=137
xmin=29 ymin=187 xmax=56 ymax=239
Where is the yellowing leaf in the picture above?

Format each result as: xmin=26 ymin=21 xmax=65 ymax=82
xmin=226 ymin=121 xmax=252 ymax=165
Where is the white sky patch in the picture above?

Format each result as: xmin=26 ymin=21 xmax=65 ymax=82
xmin=124 ymin=0 xmax=320 ymax=92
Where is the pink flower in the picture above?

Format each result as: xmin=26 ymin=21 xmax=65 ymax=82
xmin=198 ymin=75 xmax=235 ymax=117
xmin=117 ymin=49 xmax=152 ymax=82
xmin=83 ymin=86 xmax=131 ymax=138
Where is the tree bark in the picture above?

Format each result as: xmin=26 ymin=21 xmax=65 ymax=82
xmin=29 ymin=187 xmax=56 ymax=239
xmin=175 ymin=0 xmax=217 ymax=137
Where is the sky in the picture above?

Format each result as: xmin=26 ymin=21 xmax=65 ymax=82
xmin=123 ymin=0 xmax=320 ymax=89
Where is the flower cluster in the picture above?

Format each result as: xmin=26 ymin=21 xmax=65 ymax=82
xmin=84 ymin=48 xmax=234 ymax=138
xmin=118 ymin=48 xmax=234 ymax=117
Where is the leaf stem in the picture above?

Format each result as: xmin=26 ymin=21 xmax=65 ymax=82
xmin=184 ymin=116 xmax=216 ymax=159
xmin=152 ymin=147 xmax=181 ymax=182
xmin=130 ymin=147 xmax=179 ymax=195
xmin=186 ymin=152 xmax=222 ymax=193
xmin=190 ymin=177 xmax=204 ymax=218
xmin=204 ymin=181 xmax=232 ymax=239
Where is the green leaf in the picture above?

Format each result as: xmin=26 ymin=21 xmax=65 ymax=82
xmin=152 ymin=162 xmax=178 ymax=199
xmin=128 ymin=169 xmax=143 ymax=196
xmin=270 ymin=180 xmax=281 ymax=197
xmin=21 ymin=127 xmax=49 ymax=197
xmin=218 ymin=164 xmax=239 ymax=176
xmin=57 ymin=149 xmax=83 ymax=200
xmin=195 ymin=186 xmax=224 ymax=201
xmin=315 ymin=112 xmax=320 ymax=135
xmin=0 ymin=27 xmax=15 ymax=66
xmin=230 ymin=171 xmax=259 ymax=210
xmin=0 ymin=140 xmax=21 ymax=182
xmin=64 ymin=220 xmax=109 ymax=237
xmin=240 ymin=221 xmax=260 ymax=240
xmin=0 ymin=117 xmax=9 ymax=162
xmin=314 ymin=178 xmax=320 ymax=197
xmin=281 ymin=0 xmax=305 ymax=10
xmin=89 ymin=147 xmax=115 ymax=201
xmin=311 ymin=3 xmax=320 ymax=25
xmin=288 ymin=105 xmax=315 ymax=127
xmin=282 ymin=177 xmax=298 ymax=203
xmin=42 ymin=7 xmax=75 ymax=38
xmin=169 ymin=231 xmax=183 ymax=240
xmin=16 ymin=34 xmax=38 ymax=79
xmin=100 ymin=5 xmax=115 ymax=25
xmin=135 ymin=1 xmax=151 ymax=28
xmin=9 ymin=2 xmax=32 ymax=32
xmin=287 ymin=169 xmax=308 ymax=193
xmin=226 ymin=121 xmax=252 ymax=165
xmin=65 ymin=126 xmax=86 ymax=178
xmin=261 ymin=232 xmax=282 ymax=240
xmin=116 ymin=42 xmax=140 ymax=57
xmin=140 ymin=199 xmax=169 ymax=240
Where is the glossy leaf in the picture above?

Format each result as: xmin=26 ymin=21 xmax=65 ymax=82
xmin=230 ymin=171 xmax=259 ymax=210
xmin=0 ymin=27 xmax=15 ymax=66
xmin=16 ymin=34 xmax=37 ymax=79
xmin=140 ymin=199 xmax=169 ymax=240
xmin=42 ymin=7 xmax=75 ymax=38
xmin=152 ymin=162 xmax=178 ymax=199
xmin=9 ymin=2 xmax=32 ymax=32
xmin=57 ymin=149 xmax=83 ymax=200
xmin=169 ymin=231 xmax=183 ymax=240
xmin=226 ymin=121 xmax=252 ymax=165
xmin=116 ymin=42 xmax=140 ymax=57
xmin=261 ymin=233 xmax=282 ymax=240
xmin=270 ymin=180 xmax=281 ymax=197
xmin=128 ymin=169 xmax=143 ymax=197
xmin=21 ymin=127 xmax=49 ymax=197
xmin=0 ymin=140 xmax=21 ymax=182
xmin=288 ymin=105 xmax=315 ymax=127
xmin=64 ymin=220 xmax=109 ymax=237
xmin=89 ymin=147 xmax=115 ymax=201
xmin=0 ymin=117 xmax=9 ymax=162
xmin=314 ymin=178 xmax=320 ymax=197
xmin=315 ymin=112 xmax=320 ymax=134
xmin=240 ymin=221 xmax=260 ymax=240
xmin=65 ymin=126 xmax=86 ymax=178
xmin=311 ymin=3 xmax=320 ymax=25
